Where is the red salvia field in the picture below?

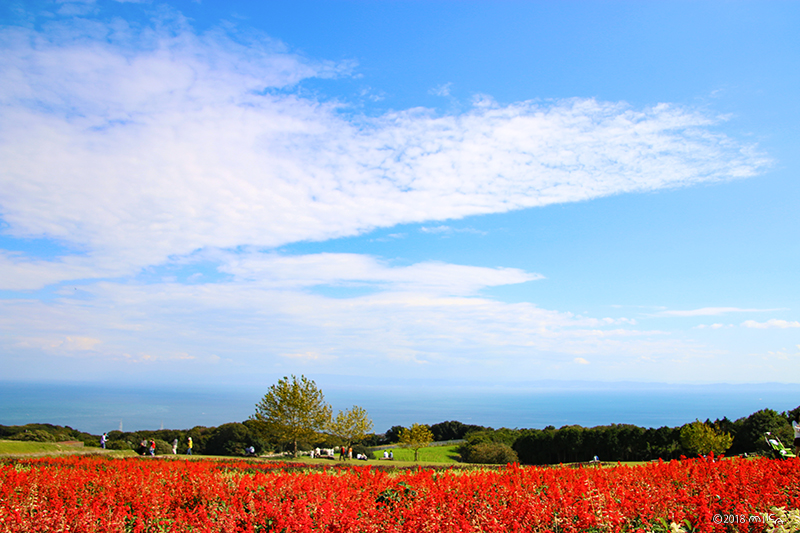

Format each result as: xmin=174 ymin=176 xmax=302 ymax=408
xmin=1 ymin=455 xmax=798 ymax=532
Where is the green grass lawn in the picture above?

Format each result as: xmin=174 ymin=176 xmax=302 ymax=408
xmin=0 ymin=439 xmax=133 ymax=457
xmin=386 ymin=444 xmax=461 ymax=463
xmin=281 ymin=444 xmax=463 ymax=466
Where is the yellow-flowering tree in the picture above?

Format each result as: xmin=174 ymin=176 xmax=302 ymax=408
xmin=680 ymin=420 xmax=733 ymax=457
xmin=252 ymin=375 xmax=331 ymax=456
xmin=328 ymin=405 xmax=374 ymax=449
xmin=399 ymin=423 xmax=434 ymax=461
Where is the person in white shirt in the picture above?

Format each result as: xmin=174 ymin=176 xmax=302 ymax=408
xmin=792 ymin=419 xmax=800 ymax=456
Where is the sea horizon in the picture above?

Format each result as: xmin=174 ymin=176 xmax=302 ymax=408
xmin=2 ymin=380 xmax=798 ymax=436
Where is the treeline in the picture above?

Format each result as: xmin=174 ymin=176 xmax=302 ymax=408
xmin=0 ymin=422 xmax=267 ymax=456
xmin=0 ymin=421 xmax=380 ymax=458
xmin=0 ymin=423 xmax=99 ymax=446
xmin=103 ymin=422 xmax=268 ymax=456
xmin=3 ymin=406 xmax=798 ymax=464
xmin=432 ymin=406 xmax=800 ymax=465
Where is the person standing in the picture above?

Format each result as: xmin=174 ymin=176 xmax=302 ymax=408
xmin=187 ymin=436 xmax=193 ymax=455
xmin=793 ymin=419 xmax=800 ymax=456
xmin=149 ymin=440 xmax=156 ymax=456
xmin=100 ymin=433 xmax=107 ymax=449
xmin=172 ymin=438 xmax=178 ymax=454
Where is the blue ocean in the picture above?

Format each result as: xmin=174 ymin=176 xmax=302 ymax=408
xmin=1 ymin=381 xmax=798 ymax=435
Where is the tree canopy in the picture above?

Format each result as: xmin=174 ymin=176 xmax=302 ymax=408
xmin=398 ymin=423 xmax=434 ymax=461
xmin=328 ymin=406 xmax=374 ymax=448
xmin=679 ymin=420 xmax=733 ymax=457
xmin=251 ymin=375 xmax=331 ymax=455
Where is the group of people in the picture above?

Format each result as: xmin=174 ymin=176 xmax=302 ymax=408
xmin=137 ymin=439 xmax=157 ymax=456
xmin=100 ymin=432 xmax=194 ymax=456
xmin=310 ymin=447 xmax=334 ymax=459
xmin=130 ymin=436 xmax=192 ymax=456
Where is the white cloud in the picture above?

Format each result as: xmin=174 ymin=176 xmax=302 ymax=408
xmin=0 ymin=251 xmax=694 ymax=382
xmin=0 ymin=252 xmax=115 ymax=290
xmin=742 ymin=319 xmax=800 ymax=329
xmin=58 ymin=336 xmax=102 ymax=351
xmin=574 ymin=357 xmax=590 ymax=365
xmin=420 ymin=225 xmax=486 ymax=236
xmin=420 ymin=226 xmax=454 ymax=234
xmin=213 ymin=251 xmax=541 ymax=295
xmin=657 ymin=307 xmax=774 ymax=317
xmin=0 ymin=16 xmax=770 ymax=290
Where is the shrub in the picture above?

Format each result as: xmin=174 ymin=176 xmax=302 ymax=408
xmin=154 ymin=439 xmax=172 ymax=455
xmin=461 ymin=442 xmax=519 ymax=464
xmin=351 ymin=444 xmax=374 ymax=460
xmin=204 ymin=423 xmax=264 ymax=456
xmin=9 ymin=430 xmax=56 ymax=443
xmin=107 ymin=440 xmax=131 ymax=451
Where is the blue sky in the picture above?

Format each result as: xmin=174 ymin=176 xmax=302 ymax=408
xmin=1 ymin=0 xmax=798 ymax=403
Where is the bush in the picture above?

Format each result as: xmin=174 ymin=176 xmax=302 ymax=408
xmin=154 ymin=439 xmax=172 ymax=455
xmin=107 ymin=440 xmax=131 ymax=451
xmin=461 ymin=442 xmax=519 ymax=464
xmin=351 ymin=444 xmax=374 ymax=460
xmin=82 ymin=437 xmax=101 ymax=447
xmin=9 ymin=430 xmax=56 ymax=442
xmin=204 ymin=423 xmax=264 ymax=456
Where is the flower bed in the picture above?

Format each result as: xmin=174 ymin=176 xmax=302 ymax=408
xmin=0 ymin=455 xmax=798 ymax=532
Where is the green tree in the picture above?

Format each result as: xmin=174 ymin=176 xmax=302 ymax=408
xmin=328 ymin=406 xmax=374 ymax=449
xmin=205 ymin=422 xmax=264 ymax=456
xmin=680 ymin=420 xmax=733 ymax=457
xmin=429 ymin=420 xmax=488 ymax=441
xmin=398 ymin=423 xmax=434 ymax=461
xmin=383 ymin=425 xmax=405 ymax=444
xmin=729 ymin=408 xmax=791 ymax=455
xmin=252 ymin=375 xmax=331 ymax=456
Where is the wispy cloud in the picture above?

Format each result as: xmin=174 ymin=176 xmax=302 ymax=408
xmin=0 ymin=273 xmax=697 ymax=382
xmin=420 ymin=225 xmax=486 ymax=236
xmin=214 ymin=251 xmax=542 ymax=295
xmin=742 ymin=319 xmax=800 ymax=329
xmin=0 ymin=16 xmax=770 ymax=290
xmin=430 ymin=82 xmax=453 ymax=97
xmin=656 ymin=307 xmax=777 ymax=317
